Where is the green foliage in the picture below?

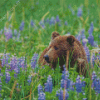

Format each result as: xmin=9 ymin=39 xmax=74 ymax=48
xmin=0 ymin=0 xmax=100 ymax=99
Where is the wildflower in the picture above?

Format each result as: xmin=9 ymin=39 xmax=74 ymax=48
xmin=49 ymin=17 xmax=55 ymax=25
xmin=77 ymin=8 xmax=82 ymax=17
xmin=88 ymin=22 xmax=94 ymax=35
xmin=4 ymin=27 xmax=13 ymax=41
xmin=14 ymin=29 xmax=17 ymax=36
xmin=91 ymin=53 xmax=96 ymax=67
xmin=39 ymin=20 xmax=45 ymax=28
xmin=92 ymin=72 xmax=100 ymax=93
xmin=56 ymin=15 xmax=60 ymax=22
xmin=91 ymin=71 xmax=97 ymax=88
xmin=38 ymin=92 xmax=45 ymax=100
xmin=30 ymin=20 xmax=34 ymax=27
xmin=65 ymin=21 xmax=68 ymax=26
xmin=69 ymin=81 xmax=75 ymax=91
xmin=20 ymin=57 xmax=27 ymax=70
xmin=10 ymin=56 xmax=17 ymax=71
xmin=76 ymin=33 xmax=81 ymax=42
xmin=0 ymin=78 xmax=2 ymax=97
xmin=44 ymin=75 xmax=53 ymax=93
xmin=31 ymin=53 xmax=38 ymax=69
xmin=88 ymin=22 xmax=94 ymax=46
xmin=75 ymin=75 xmax=85 ymax=93
xmin=5 ymin=70 xmax=11 ymax=83
xmin=1 ymin=53 xmax=10 ymax=67
xmin=56 ymin=88 xmax=69 ymax=100
xmin=27 ymin=75 xmax=32 ymax=84
xmin=19 ymin=21 xmax=24 ymax=31
xmin=61 ymin=77 xmax=71 ymax=89
xmin=38 ymin=84 xmax=43 ymax=94
xmin=56 ymin=88 xmax=63 ymax=100
xmin=46 ymin=18 xmax=49 ymax=23
xmin=0 ymin=78 xmax=2 ymax=90
xmin=88 ymin=34 xmax=94 ymax=46
xmin=83 ymin=40 xmax=90 ymax=62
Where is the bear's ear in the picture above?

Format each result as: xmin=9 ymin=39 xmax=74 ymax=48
xmin=66 ymin=35 xmax=75 ymax=45
xmin=51 ymin=31 xmax=60 ymax=40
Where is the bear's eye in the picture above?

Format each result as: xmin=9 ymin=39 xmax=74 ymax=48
xmin=54 ymin=46 xmax=58 ymax=50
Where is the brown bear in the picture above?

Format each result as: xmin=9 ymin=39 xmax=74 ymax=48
xmin=38 ymin=31 xmax=89 ymax=76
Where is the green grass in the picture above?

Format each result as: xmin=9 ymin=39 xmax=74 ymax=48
xmin=0 ymin=0 xmax=100 ymax=99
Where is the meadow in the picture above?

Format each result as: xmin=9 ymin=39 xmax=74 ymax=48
xmin=0 ymin=0 xmax=100 ymax=100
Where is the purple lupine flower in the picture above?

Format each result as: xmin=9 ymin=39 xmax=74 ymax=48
xmin=14 ymin=65 xmax=20 ymax=78
xmin=56 ymin=15 xmax=60 ymax=22
xmin=88 ymin=22 xmax=94 ymax=46
xmin=88 ymin=34 xmax=94 ymax=46
xmin=38 ymin=92 xmax=45 ymax=100
xmin=75 ymin=75 xmax=85 ymax=93
xmin=0 ymin=78 xmax=2 ymax=97
xmin=30 ymin=20 xmax=34 ymax=27
xmin=62 ymin=65 xmax=69 ymax=79
xmin=27 ymin=75 xmax=32 ymax=84
xmin=56 ymin=88 xmax=69 ymax=100
xmin=82 ymin=39 xmax=88 ymax=47
xmin=61 ymin=66 xmax=71 ymax=89
xmin=44 ymin=75 xmax=53 ymax=93
xmin=91 ymin=53 xmax=96 ymax=67
xmin=49 ymin=17 xmax=56 ymax=25
xmin=94 ymin=78 xmax=100 ymax=93
xmin=91 ymin=72 xmax=100 ymax=93
xmin=9 ymin=56 xmax=17 ymax=71
xmin=65 ymin=21 xmax=68 ymax=26
xmin=58 ymin=22 xmax=61 ymax=26
xmin=56 ymin=88 xmax=63 ymax=100
xmin=92 ymin=71 xmax=97 ymax=88
xmin=76 ymin=33 xmax=81 ymax=42
xmin=69 ymin=81 xmax=75 ymax=91
xmin=19 ymin=21 xmax=24 ymax=31
xmin=31 ymin=53 xmax=38 ymax=69
xmin=5 ymin=70 xmax=11 ymax=83
xmin=83 ymin=40 xmax=90 ymax=62
xmin=81 ymin=29 xmax=86 ymax=42
xmin=64 ymin=90 xmax=69 ymax=100
xmin=20 ymin=57 xmax=27 ymax=70
xmin=14 ymin=29 xmax=17 ymax=36
xmin=0 ymin=78 xmax=2 ymax=90
xmin=38 ymin=84 xmax=43 ymax=94
xmin=77 ymin=8 xmax=82 ymax=17
xmin=39 ymin=20 xmax=45 ymax=28
xmin=61 ymin=77 xmax=71 ymax=89
xmin=4 ymin=27 xmax=13 ymax=41
xmin=1 ymin=53 xmax=10 ymax=67
xmin=46 ymin=18 xmax=49 ymax=23
xmin=17 ymin=57 xmax=23 ymax=68
xmin=88 ymin=22 xmax=94 ymax=35
xmin=92 ymin=71 xmax=97 ymax=80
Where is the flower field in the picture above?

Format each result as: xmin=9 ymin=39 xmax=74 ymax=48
xmin=0 ymin=0 xmax=100 ymax=100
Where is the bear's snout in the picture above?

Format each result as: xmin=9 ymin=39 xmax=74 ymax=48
xmin=44 ymin=55 xmax=50 ymax=63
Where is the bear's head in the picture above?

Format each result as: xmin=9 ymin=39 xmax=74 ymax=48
xmin=44 ymin=32 xmax=76 ymax=65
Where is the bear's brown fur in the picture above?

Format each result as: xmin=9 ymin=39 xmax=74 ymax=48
xmin=38 ymin=31 xmax=89 ymax=76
